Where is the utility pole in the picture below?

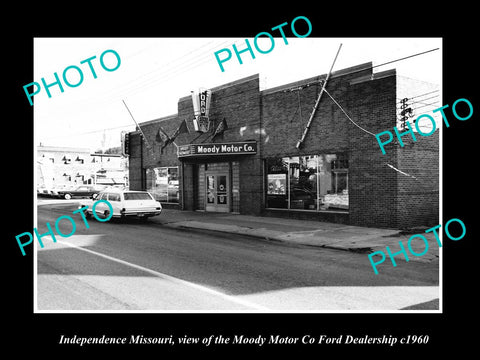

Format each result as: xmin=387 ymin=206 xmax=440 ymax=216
xmin=101 ymin=129 xmax=106 ymax=154
xmin=296 ymin=44 xmax=342 ymax=149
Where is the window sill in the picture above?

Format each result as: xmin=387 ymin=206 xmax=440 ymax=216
xmin=265 ymin=207 xmax=349 ymax=214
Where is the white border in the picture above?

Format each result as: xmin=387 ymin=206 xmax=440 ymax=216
xmin=33 ymin=37 xmax=442 ymax=314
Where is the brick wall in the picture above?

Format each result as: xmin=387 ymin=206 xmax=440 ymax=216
xmin=141 ymin=114 xmax=182 ymax=170
xmin=196 ymin=164 xmax=205 ymax=210
xmin=261 ymin=63 xmax=373 ymax=158
xmin=346 ymin=71 xmax=398 ymax=228
xmin=182 ymin=163 xmax=194 ymax=210
xmin=239 ymin=157 xmax=263 ymax=215
xmin=395 ymin=132 xmax=439 ymax=228
xmin=395 ymin=76 xmax=440 ymax=228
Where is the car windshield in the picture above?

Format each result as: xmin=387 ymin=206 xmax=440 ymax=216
xmin=123 ymin=192 xmax=152 ymax=200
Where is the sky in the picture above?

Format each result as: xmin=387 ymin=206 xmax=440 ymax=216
xmin=33 ymin=37 xmax=442 ymax=152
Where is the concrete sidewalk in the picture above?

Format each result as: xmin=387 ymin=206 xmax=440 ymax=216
xmin=158 ymin=209 xmax=440 ymax=264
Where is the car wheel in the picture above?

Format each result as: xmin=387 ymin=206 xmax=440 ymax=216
xmin=64 ymin=193 xmax=72 ymax=200
xmin=104 ymin=210 xmax=111 ymax=220
xmin=84 ymin=209 xmax=91 ymax=219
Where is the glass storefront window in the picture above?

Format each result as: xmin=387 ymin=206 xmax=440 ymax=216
xmin=146 ymin=166 xmax=179 ymax=203
xmin=206 ymin=175 xmax=215 ymax=204
xmin=266 ymin=154 xmax=348 ymax=211
xmin=289 ymin=156 xmax=318 ymax=210
xmin=266 ymin=158 xmax=288 ymax=208
xmin=318 ymin=154 xmax=348 ymax=210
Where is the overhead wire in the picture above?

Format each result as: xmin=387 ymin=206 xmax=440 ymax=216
xmin=403 ymin=89 xmax=440 ymax=100
xmin=41 ymin=123 xmax=135 ymax=140
xmin=395 ymin=90 xmax=441 ymax=132
xmin=65 ymin=45 xmax=442 ymax=114
xmin=62 ymin=45 xmax=441 ymax=119
xmin=64 ymin=48 xmax=441 ymax=139
xmin=99 ymin=39 xmax=234 ymax=98
xmin=45 ymin=45 xmax=441 ymax=144
xmin=322 ymin=88 xmax=376 ymax=137
xmin=37 ymin=39 xmax=233 ymax=114
xmin=371 ymin=48 xmax=439 ymax=70
xmin=321 ymin=80 xmax=432 ymax=182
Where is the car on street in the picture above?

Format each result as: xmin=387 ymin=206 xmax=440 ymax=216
xmin=78 ymin=189 xmax=162 ymax=220
xmin=37 ymin=185 xmax=51 ymax=197
xmin=37 ymin=184 xmax=75 ymax=198
xmin=57 ymin=185 xmax=106 ymax=200
xmin=48 ymin=184 xmax=75 ymax=198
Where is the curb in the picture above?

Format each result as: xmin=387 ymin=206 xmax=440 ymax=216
xmin=161 ymin=221 xmax=439 ymax=263
xmin=163 ymin=220 xmax=376 ymax=251
xmin=164 ymin=221 xmax=284 ymax=243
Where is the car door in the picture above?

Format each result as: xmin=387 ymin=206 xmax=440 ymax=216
xmin=93 ymin=192 xmax=109 ymax=217
xmin=107 ymin=192 xmax=121 ymax=216
xmin=75 ymin=186 xmax=90 ymax=197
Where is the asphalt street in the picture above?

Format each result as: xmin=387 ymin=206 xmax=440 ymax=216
xmin=36 ymin=203 xmax=440 ymax=311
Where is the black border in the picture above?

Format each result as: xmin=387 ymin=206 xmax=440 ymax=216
xmin=7 ymin=6 xmax=477 ymax=355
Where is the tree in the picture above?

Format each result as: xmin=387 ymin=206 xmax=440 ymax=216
xmin=94 ymin=146 xmax=122 ymax=154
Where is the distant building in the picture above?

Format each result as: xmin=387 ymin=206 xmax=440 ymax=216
xmin=89 ymin=153 xmax=128 ymax=186
xmin=37 ymin=145 xmax=129 ymax=189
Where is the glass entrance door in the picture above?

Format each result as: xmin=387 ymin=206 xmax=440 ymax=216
xmin=205 ymin=172 xmax=230 ymax=212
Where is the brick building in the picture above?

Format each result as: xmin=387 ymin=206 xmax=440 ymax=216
xmin=127 ymin=62 xmax=439 ymax=229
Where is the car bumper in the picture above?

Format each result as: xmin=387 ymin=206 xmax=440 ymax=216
xmin=116 ymin=210 xmax=162 ymax=218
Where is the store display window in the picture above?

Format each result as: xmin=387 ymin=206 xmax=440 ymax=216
xmin=266 ymin=154 xmax=348 ymax=211
xmin=146 ymin=167 xmax=179 ymax=203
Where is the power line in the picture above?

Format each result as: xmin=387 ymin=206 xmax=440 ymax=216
xmin=44 ymin=44 xmax=441 ymax=122
xmin=323 ymin=89 xmax=426 ymax=181
xmin=88 ymin=39 xmax=233 ymax=102
xmin=42 ymin=46 xmax=441 ymax=140
xmin=372 ymin=48 xmax=439 ymax=70
xmin=408 ymin=96 xmax=440 ymax=106
xmin=41 ymin=123 xmax=135 ymax=140
xmin=405 ymin=89 xmax=440 ymax=100
xmin=62 ymin=45 xmax=441 ymax=113
xmin=411 ymin=102 xmax=441 ymax=112
xmin=323 ymin=88 xmax=376 ymax=137
xmin=36 ymin=40 xmax=233 ymax=114
xmin=280 ymin=48 xmax=440 ymax=93
xmin=397 ymin=91 xmax=440 ymax=104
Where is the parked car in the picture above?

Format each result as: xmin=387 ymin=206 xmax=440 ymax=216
xmin=38 ymin=185 xmax=67 ymax=197
xmin=37 ymin=185 xmax=50 ymax=197
xmin=49 ymin=184 xmax=75 ymax=198
xmin=57 ymin=185 xmax=105 ymax=200
xmin=79 ymin=189 xmax=162 ymax=220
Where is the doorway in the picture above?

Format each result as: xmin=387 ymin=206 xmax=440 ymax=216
xmin=205 ymin=172 xmax=230 ymax=212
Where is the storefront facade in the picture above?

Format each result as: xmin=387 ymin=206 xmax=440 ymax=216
xmin=128 ymin=63 xmax=439 ymax=229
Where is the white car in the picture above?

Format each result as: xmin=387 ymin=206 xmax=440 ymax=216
xmin=79 ymin=189 xmax=162 ymax=220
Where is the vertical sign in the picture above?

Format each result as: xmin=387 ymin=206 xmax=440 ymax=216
xmin=121 ymin=131 xmax=130 ymax=156
xmin=192 ymin=88 xmax=212 ymax=132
